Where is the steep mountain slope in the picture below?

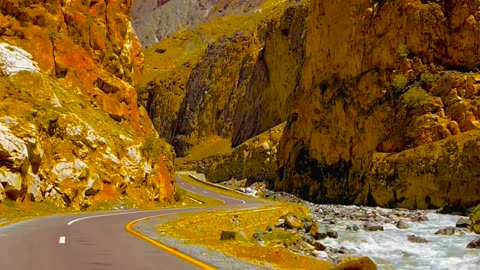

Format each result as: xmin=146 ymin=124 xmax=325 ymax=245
xmin=0 ymin=0 xmax=175 ymax=209
xmin=139 ymin=0 xmax=307 ymax=156
xmin=132 ymin=0 xmax=267 ymax=48
xmin=137 ymin=0 xmax=480 ymax=211
xmin=276 ymin=0 xmax=480 ymax=209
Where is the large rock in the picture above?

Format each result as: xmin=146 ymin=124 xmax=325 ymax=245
xmin=467 ymin=237 xmax=480 ymax=249
xmin=434 ymin=227 xmax=463 ymax=236
xmin=275 ymin=0 xmax=480 ymax=210
xmin=0 ymin=122 xmax=28 ymax=169
xmin=456 ymin=217 xmax=471 ymax=228
xmin=281 ymin=213 xmax=304 ymax=229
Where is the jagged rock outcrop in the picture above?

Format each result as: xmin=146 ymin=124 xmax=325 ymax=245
xmin=139 ymin=0 xmax=307 ymax=156
xmin=132 ymin=0 xmax=267 ymax=48
xmin=0 ymin=0 xmax=175 ymax=208
xmin=276 ymin=0 xmax=480 ymax=209
xmin=204 ymin=122 xmax=284 ymax=184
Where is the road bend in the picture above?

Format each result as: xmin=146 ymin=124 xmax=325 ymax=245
xmin=0 ymin=175 xmax=261 ymax=270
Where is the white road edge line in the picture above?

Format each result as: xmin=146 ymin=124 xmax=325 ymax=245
xmin=67 ymin=209 xmax=173 ymax=225
xmin=218 ymin=195 xmax=246 ymax=204
xmin=59 ymin=236 xmax=66 ymax=244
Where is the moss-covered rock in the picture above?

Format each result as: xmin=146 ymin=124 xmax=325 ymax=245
xmin=471 ymin=205 xmax=480 ymax=234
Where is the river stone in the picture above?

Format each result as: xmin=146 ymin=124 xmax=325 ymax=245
xmin=412 ymin=213 xmax=429 ymax=222
xmin=252 ymin=230 xmax=264 ymax=242
xmin=335 ymin=257 xmax=376 ymax=270
xmin=455 ymin=217 xmax=471 ymax=228
xmin=434 ymin=227 xmax=460 ymax=235
xmin=327 ymin=229 xmax=338 ymax=239
xmin=396 ymin=220 xmax=409 ymax=229
xmin=408 ymin=235 xmax=429 ymax=243
xmin=313 ymin=240 xmax=326 ymax=251
xmin=364 ymin=224 xmax=384 ymax=231
xmin=312 ymin=250 xmax=329 ymax=259
xmin=220 ymin=231 xmax=236 ymax=240
xmin=467 ymin=237 xmax=480 ymax=249
xmin=311 ymin=225 xmax=328 ymax=240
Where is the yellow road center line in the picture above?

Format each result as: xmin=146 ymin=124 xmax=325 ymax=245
xmin=125 ymin=216 xmax=217 ymax=270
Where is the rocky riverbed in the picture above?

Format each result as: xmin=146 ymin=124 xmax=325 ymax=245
xmin=221 ymin=180 xmax=480 ymax=269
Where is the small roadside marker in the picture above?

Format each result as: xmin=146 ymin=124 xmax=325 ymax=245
xmin=59 ymin=236 xmax=66 ymax=244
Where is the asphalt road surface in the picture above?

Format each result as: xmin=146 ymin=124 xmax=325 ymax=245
xmin=0 ymin=175 xmax=260 ymax=270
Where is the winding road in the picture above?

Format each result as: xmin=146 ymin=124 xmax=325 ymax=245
xmin=0 ymin=175 xmax=261 ymax=270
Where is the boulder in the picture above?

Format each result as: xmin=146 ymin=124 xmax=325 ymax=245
xmin=0 ymin=122 xmax=28 ymax=169
xmin=84 ymin=174 xmax=103 ymax=196
xmin=456 ymin=217 xmax=471 ymax=228
xmin=364 ymin=224 xmax=384 ymax=232
xmin=407 ymin=235 xmax=429 ymax=243
xmin=220 ymin=231 xmax=236 ymax=240
xmin=327 ymin=229 xmax=338 ymax=239
xmin=312 ymin=240 xmax=326 ymax=251
xmin=335 ymin=257 xmax=377 ymax=270
xmin=396 ymin=220 xmax=409 ymax=229
xmin=281 ymin=213 xmax=303 ymax=229
xmin=434 ymin=227 xmax=462 ymax=236
xmin=466 ymin=237 xmax=480 ymax=249
xmin=312 ymin=250 xmax=329 ymax=259
xmin=52 ymin=159 xmax=89 ymax=182
xmin=311 ymin=225 xmax=328 ymax=240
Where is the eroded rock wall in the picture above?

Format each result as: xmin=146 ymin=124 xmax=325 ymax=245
xmin=139 ymin=0 xmax=307 ymax=156
xmin=0 ymin=0 xmax=175 ymax=208
xmin=276 ymin=0 xmax=480 ymax=209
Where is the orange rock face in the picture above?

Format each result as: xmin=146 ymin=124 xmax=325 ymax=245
xmin=277 ymin=0 xmax=480 ymax=209
xmin=0 ymin=0 xmax=145 ymax=130
xmin=0 ymin=0 xmax=175 ymax=207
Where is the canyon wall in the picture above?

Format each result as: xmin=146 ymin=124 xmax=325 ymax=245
xmin=0 ymin=0 xmax=175 ymax=208
xmin=276 ymin=0 xmax=480 ymax=209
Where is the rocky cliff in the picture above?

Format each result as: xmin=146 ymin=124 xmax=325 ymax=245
xmin=139 ymin=0 xmax=307 ymax=156
xmin=204 ymin=122 xmax=285 ymax=184
xmin=132 ymin=0 xmax=267 ymax=48
xmin=0 ymin=0 xmax=175 ymax=209
xmin=276 ymin=0 xmax=480 ymax=209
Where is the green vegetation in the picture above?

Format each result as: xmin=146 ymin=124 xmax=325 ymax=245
xmin=470 ymin=204 xmax=480 ymax=234
xmin=401 ymin=86 xmax=433 ymax=108
xmin=174 ymin=187 xmax=187 ymax=202
xmin=420 ymin=72 xmax=440 ymax=89
xmin=392 ymin=74 xmax=408 ymax=91
xmin=175 ymin=136 xmax=233 ymax=169
xmin=142 ymin=137 xmax=170 ymax=160
xmin=395 ymin=44 xmax=409 ymax=60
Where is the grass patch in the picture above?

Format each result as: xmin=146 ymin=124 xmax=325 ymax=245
xmin=0 ymin=199 xmax=77 ymax=225
xmin=178 ymin=174 xmax=261 ymax=202
xmin=175 ymin=136 xmax=233 ymax=169
xmin=157 ymin=204 xmax=333 ymax=269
